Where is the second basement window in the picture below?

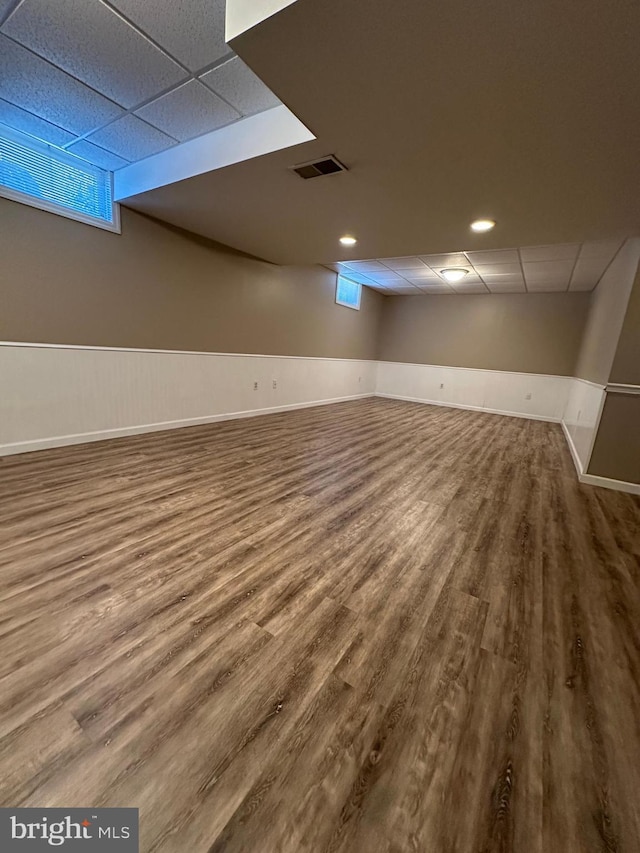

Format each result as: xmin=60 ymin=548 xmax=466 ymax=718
xmin=336 ymin=275 xmax=362 ymax=310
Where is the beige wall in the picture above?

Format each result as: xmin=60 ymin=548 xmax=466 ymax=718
xmin=609 ymin=262 xmax=640 ymax=385
xmin=376 ymin=292 xmax=589 ymax=376
xmin=574 ymin=238 xmax=640 ymax=384
xmin=587 ymin=393 xmax=640 ymax=484
xmin=0 ymin=198 xmax=383 ymax=359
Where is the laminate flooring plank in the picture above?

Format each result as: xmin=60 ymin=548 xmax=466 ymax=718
xmin=0 ymin=398 xmax=638 ymax=852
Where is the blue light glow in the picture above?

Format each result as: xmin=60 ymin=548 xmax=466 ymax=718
xmin=0 ymin=129 xmax=114 ymax=224
xmin=336 ymin=275 xmax=362 ymax=310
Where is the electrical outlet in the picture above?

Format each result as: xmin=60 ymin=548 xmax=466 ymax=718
xmin=253 ymin=381 xmax=258 ymax=391
xmin=439 ymin=383 xmax=444 ymax=389
xmin=272 ymin=380 xmax=277 ymax=389
xmin=359 ymin=376 xmax=362 ymax=382
xmin=525 ymin=393 xmax=532 ymax=400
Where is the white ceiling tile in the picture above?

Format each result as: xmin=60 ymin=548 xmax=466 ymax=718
xmin=473 ymin=263 xmax=522 ymax=277
xmin=200 ymin=57 xmax=281 ymax=117
xmin=464 ymin=249 xmax=520 ymax=265
xmin=380 ymin=256 xmax=427 ymax=270
xmin=451 ymin=283 xmax=489 ymax=293
xmin=579 ymin=239 xmax=623 ymax=259
xmin=393 ymin=287 xmax=422 ymax=294
xmin=86 ymin=114 xmax=176 ymax=161
xmin=0 ymin=0 xmax=17 ymax=20
xmin=519 ymin=243 xmax=579 ymax=262
xmin=66 ymin=138 xmax=129 ymax=170
xmin=135 ymin=80 xmax=240 ymax=142
xmin=569 ymin=257 xmax=610 ymax=289
xmin=401 ymin=268 xmax=441 ymax=281
xmin=2 ymin=0 xmax=187 ymax=109
xmin=486 ymin=280 xmax=527 ymax=293
xmin=480 ymin=273 xmax=525 ymax=285
xmin=416 ymin=284 xmax=453 ymax=293
xmin=337 ymin=271 xmax=375 ymax=284
xmin=340 ymin=260 xmax=387 ymax=272
xmin=522 ymin=260 xmax=574 ymax=286
xmin=364 ymin=271 xmax=407 ymax=283
xmin=0 ymin=99 xmax=75 ymax=147
xmin=527 ymin=282 xmax=571 ymax=292
xmin=420 ymin=253 xmax=469 ymax=267
xmin=110 ymin=0 xmax=228 ymax=72
xmin=0 ymin=35 xmax=124 ymax=135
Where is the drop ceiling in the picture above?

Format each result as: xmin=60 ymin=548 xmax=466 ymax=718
xmin=0 ymin=0 xmax=639 ymax=269
xmin=330 ymin=241 xmax=622 ymax=295
xmin=0 ymin=0 xmax=282 ymax=170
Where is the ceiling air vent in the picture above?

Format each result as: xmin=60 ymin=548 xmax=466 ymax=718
xmin=291 ymin=155 xmax=348 ymax=179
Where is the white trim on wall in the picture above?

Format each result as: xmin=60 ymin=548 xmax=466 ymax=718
xmin=1 ymin=342 xmax=635 ymax=494
xmin=578 ymin=473 xmax=640 ymax=496
xmin=376 ymin=360 xmax=570 ymax=422
xmin=606 ymin=382 xmax=640 ymax=395
xmin=0 ymin=343 xmax=377 ymax=457
xmin=561 ymin=377 xmax=606 ymax=477
xmin=0 ymin=340 xmax=378 ymax=363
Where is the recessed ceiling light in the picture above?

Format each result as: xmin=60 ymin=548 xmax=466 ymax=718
xmin=441 ymin=268 xmax=469 ymax=283
xmin=470 ymin=219 xmax=496 ymax=233
xmin=339 ymin=235 xmax=357 ymax=246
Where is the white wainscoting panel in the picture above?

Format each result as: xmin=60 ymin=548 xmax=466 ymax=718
xmin=561 ymin=377 xmax=606 ymax=475
xmin=0 ymin=343 xmax=376 ymax=455
xmin=375 ymin=361 xmax=570 ymax=422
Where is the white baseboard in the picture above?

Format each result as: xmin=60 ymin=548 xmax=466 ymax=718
xmin=562 ymin=418 xmax=639 ymax=494
xmin=577 ymin=473 xmax=640 ymax=495
xmin=375 ymin=392 xmax=561 ymax=423
xmin=0 ymin=394 xmax=374 ymax=456
xmin=561 ymin=418 xmax=584 ymax=475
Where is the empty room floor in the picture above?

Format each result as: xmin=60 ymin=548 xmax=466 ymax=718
xmin=1 ymin=398 xmax=639 ymax=852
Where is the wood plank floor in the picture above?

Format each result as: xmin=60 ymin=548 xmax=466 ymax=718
xmin=1 ymin=398 xmax=639 ymax=852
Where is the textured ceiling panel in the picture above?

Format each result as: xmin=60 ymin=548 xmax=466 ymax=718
xmin=420 ymin=253 xmax=469 ymax=268
xmin=579 ymin=240 xmax=622 ymax=259
xmin=200 ymin=57 xmax=281 ymax=116
xmin=108 ymin=0 xmax=228 ymax=71
xmin=87 ymin=113 xmax=176 ymax=161
xmin=486 ymin=280 xmax=527 ymax=293
xmin=464 ymin=249 xmax=520 ymax=265
xmin=136 ymin=80 xmax=240 ymax=142
xmin=473 ymin=263 xmax=522 ymax=277
xmin=0 ymin=34 xmax=124 ymax=135
xmin=0 ymin=0 xmax=16 ymax=21
xmin=0 ymin=98 xmax=75 ymax=147
xmin=402 ymin=268 xmax=441 ymax=281
xmin=336 ymin=240 xmax=621 ymax=295
xmin=381 ymin=257 xmax=429 ymax=270
xmin=2 ymin=0 xmax=187 ymax=108
xmin=519 ymin=243 xmax=579 ymax=263
xmin=340 ymin=260 xmax=387 ymax=272
xmin=569 ymin=257 xmax=611 ymax=291
xmin=66 ymin=138 xmax=130 ymax=170
xmin=523 ymin=260 xmax=575 ymax=282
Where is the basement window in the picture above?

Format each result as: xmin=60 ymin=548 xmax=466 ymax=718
xmin=336 ymin=275 xmax=362 ymax=310
xmin=0 ymin=126 xmax=119 ymax=232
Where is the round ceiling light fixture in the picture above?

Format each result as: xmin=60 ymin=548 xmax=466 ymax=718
xmin=470 ymin=219 xmax=496 ymax=233
xmin=339 ymin=235 xmax=357 ymax=246
xmin=440 ymin=268 xmax=469 ymax=283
